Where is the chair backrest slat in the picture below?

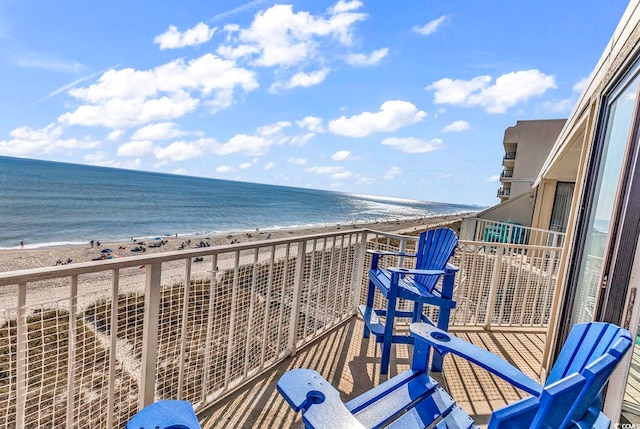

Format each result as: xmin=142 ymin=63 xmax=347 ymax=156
xmin=414 ymin=228 xmax=457 ymax=290
xmin=489 ymin=322 xmax=632 ymax=428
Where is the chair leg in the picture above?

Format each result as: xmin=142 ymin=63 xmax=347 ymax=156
xmin=363 ymin=279 xmax=376 ymax=339
xmin=412 ymin=302 xmax=423 ymax=323
xmin=380 ymin=284 xmax=399 ymax=375
xmin=380 ymin=302 xmax=395 ymax=374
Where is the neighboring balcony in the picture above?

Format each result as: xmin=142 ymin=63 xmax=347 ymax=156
xmin=500 ymin=169 xmax=514 ymax=181
xmin=0 ymin=226 xmax=566 ymax=428
xmin=497 ymin=187 xmax=511 ymax=198
xmin=502 ymin=151 xmax=516 ymax=166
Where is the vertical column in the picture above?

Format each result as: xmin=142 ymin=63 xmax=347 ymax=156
xmin=139 ymin=263 xmax=162 ymax=409
xmin=484 ymin=247 xmax=504 ymax=330
xmin=16 ymin=283 xmax=27 ymax=429
xmin=177 ymin=259 xmax=192 ymax=399
xmin=106 ymin=270 xmax=120 ymax=428
xmin=287 ymin=241 xmax=307 ymax=356
xmin=66 ymin=275 xmax=78 ymax=428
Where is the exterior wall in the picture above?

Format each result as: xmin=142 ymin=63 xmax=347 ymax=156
xmin=499 ymin=119 xmax=566 ymax=201
xmin=475 ymin=188 xmax=535 ymax=226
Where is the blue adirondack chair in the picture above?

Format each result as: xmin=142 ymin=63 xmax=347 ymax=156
xmin=359 ymin=228 xmax=458 ymax=373
xmin=277 ymin=322 xmax=632 ymax=428
xmin=126 ymin=400 xmax=201 ymax=429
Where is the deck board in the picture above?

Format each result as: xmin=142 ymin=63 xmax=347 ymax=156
xmin=198 ymin=317 xmax=544 ymax=428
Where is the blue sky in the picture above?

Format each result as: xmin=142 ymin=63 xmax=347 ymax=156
xmin=0 ymin=0 xmax=629 ymax=206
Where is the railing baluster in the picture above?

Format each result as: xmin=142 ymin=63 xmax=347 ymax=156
xmin=353 ymin=231 xmax=368 ymax=312
xmin=139 ymin=263 xmax=162 ymax=409
xmin=303 ymin=240 xmax=317 ymax=339
xmin=243 ymin=248 xmax=259 ymax=377
xmin=275 ymin=244 xmax=290 ymax=356
xmin=287 ymin=241 xmax=306 ymax=356
xmin=201 ymin=254 xmax=218 ymax=404
xmin=106 ymin=270 xmax=119 ymax=428
xmin=484 ymin=246 xmax=504 ymax=330
xmin=16 ymin=283 xmax=27 ymax=429
xmin=66 ymin=275 xmax=78 ymax=428
xmin=177 ymin=258 xmax=192 ymax=399
xmin=260 ymin=247 xmax=276 ymax=367
xmin=224 ymin=252 xmax=240 ymax=390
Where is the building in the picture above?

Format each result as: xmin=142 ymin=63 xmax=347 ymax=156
xmin=498 ymin=119 xmax=566 ymax=202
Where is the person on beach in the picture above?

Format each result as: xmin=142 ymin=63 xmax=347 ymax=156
xmin=20 ymin=240 xmax=24 ymax=248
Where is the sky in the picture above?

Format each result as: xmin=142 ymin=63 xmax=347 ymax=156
xmin=0 ymin=0 xmax=630 ymax=206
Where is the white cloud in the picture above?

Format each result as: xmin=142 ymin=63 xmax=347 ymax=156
xmin=332 ymin=150 xmax=350 ymax=161
xmin=264 ymin=162 xmax=276 ymax=170
xmin=441 ymin=120 xmax=470 ymax=133
xmin=296 ymin=116 xmax=324 ymax=133
xmin=132 ymin=122 xmax=194 ymax=140
xmin=216 ymin=165 xmax=234 ymax=173
xmin=271 ymin=68 xmax=330 ymax=92
xmin=239 ymin=162 xmax=252 ymax=169
xmin=212 ymin=134 xmax=270 ymax=156
xmin=8 ymin=49 xmax=85 ymax=73
xmin=218 ymin=3 xmax=366 ymax=67
xmin=154 ymin=23 xmax=216 ymax=50
xmin=383 ymin=166 xmax=402 ymax=179
xmin=427 ymin=70 xmax=556 ymax=113
xmin=154 ymin=140 xmax=203 ymax=161
xmin=345 ymin=48 xmax=388 ymax=66
xmin=288 ymin=157 xmax=307 ymax=165
xmin=290 ymin=132 xmax=315 ymax=145
xmin=330 ymin=0 xmax=363 ymax=14
xmin=173 ymin=168 xmax=188 ymax=175
xmin=542 ymin=98 xmax=574 ymax=113
xmin=573 ymin=77 xmax=589 ymax=93
xmin=257 ymin=121 xmax=291 ymax=137
xmin=413 ymin=16 xmax=447 ymax=36
xmin=328 ymin=100 xmax=426 ymax=137
xmin=117 ymin=140 xmax=154 ymax=157
xmin=59 ymin=54 xmax=258 ymax=128
xmin=0 ymin=123 xmax=100 ymax=157
xmin=306 ymin=165 xmax=351 ymax=179
xmin=107 ymin=129 xmax=125 ymax=141
xmin=84 ymin=151 xmax=141 ymax=169
xmin=381 ymin=137 xmax=442 ymax=153
xmin=487 ymin=174 xmax=500 ymax=182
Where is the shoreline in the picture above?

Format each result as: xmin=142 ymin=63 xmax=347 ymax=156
xmin=0 ymin=213 xmax=470 ymax=273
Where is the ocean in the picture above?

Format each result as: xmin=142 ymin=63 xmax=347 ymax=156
xmin=0 ymin=156 xmax=480 ymax=249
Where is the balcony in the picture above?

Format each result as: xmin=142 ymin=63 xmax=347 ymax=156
xmin=497 ymin=187 xmax=510 ymax=198
xmin=0 ymin=227 xmax=564 ymax=428
xmin=502 ymin=152 xmax=516 ymax=166
xmin=500 ymin=169 xmax=514 ymax=181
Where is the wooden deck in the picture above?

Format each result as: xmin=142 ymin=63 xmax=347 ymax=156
xmin=198 ymin=317 xmax=545 ymax=428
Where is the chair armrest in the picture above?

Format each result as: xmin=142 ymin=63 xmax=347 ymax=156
xmin=445 ymin=263 xmax=459 ymax=273
xmin=387 ymin=267 xmax=446 ymax=276
xmin=366 ymin=249 xmax=417 ymax=258
xmin=410 ymin=323 xmax=543 ymax=396
xmin=277 ymin=369 xmax=365 ymax=429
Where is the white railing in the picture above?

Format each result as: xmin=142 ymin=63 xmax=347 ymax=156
xmin=0 ymin=227 xmax=562 ymax=428
xmin=460 ymin=217 xmax=566 ymax=248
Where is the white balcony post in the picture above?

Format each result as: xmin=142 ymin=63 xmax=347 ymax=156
xmin=66 ymin=275 xmax=78 ymax=428
xmin=106 ymin=270 xmax=119 ymax=429
xmin=287 ymin=241 xmax=307 ymax=356
xmin=177 ymin=259 xmax=192 ymax=399
xmin=16 ymin=283 xmax=27 ymax=429
xmin=353 ymin=231 xmax=368 ymax=311
xmin=484 ymin=247 xmax=504 ymax=330
xmin=139 ymin=263 xmax=162 ymax=409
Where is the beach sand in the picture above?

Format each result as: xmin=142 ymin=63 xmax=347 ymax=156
xmin=0 ymin=215 xmax=465 ymax=273
xmin=0 ymin=214 xmax=466 ymax=311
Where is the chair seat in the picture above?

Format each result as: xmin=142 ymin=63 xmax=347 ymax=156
xmin=369 ymin=268 xmax=457 ymax=308
xmin=278 ymin=322 xmax=632 ymax=429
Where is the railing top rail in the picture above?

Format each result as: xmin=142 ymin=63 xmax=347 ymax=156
xmin=0 ymin=228 xmax=369 ymax=286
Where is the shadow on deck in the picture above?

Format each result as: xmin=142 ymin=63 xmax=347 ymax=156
xmin=199 ymin=318 xmax=545 ymax=428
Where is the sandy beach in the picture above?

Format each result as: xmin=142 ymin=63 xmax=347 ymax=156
xmin=0 ymin=214 xmax=466 ymax=273
xmin=0 ymin=214 xmax=467 ymax=311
